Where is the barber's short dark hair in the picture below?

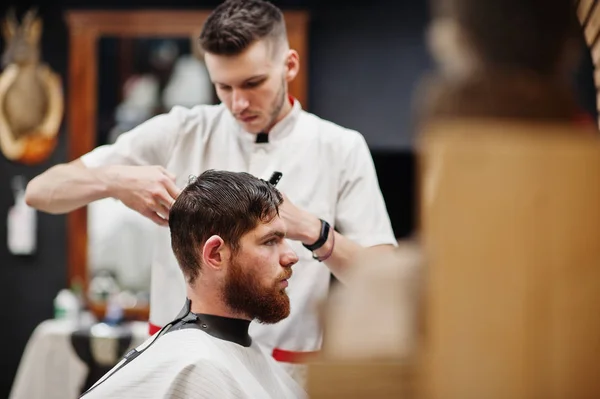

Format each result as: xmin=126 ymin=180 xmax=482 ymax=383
xmin=199 ymin=0 xmax=287 ymax=56
xmin=432 ymin=0 xmax=581 ymax=74
xmin=169 ymin=170 xmax=283 ymax=284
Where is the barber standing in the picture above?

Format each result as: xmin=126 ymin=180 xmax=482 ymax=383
xmin=25 ymin=0 xmax=396 ymax=382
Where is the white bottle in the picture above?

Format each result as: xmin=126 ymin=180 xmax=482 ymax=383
xmin=7 ymin=176 xmax=37 ymax=255
xmin=54 ymin=289 xmax=80 ymax=321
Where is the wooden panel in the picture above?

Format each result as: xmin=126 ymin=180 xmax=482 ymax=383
xmin=67 ymin=28 xmax=96 ymax=299
xmin=419 ymin=120 xmax=600 ymax=398
xmin=285 ymin=12 xmax=309 ymax=109
xmin=64 ymin=10 xmax=211 ymax=36
xmin=307 ymin=361 xmax=415 ymax=399
xmin=64 ymin=10 xmax=309 ymax=106
xmin=88 ymin=302 xmax=149 ymax=322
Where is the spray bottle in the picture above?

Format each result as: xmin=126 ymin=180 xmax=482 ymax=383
xmin=7 ymin=175 xmax=37 ymax=255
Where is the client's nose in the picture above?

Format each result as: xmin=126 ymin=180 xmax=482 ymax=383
xmin=281 ymin=242 xmax=299 ymax=268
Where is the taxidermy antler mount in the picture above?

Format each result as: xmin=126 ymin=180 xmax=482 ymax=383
xmin=0 ymin=7 xmax=63 ymax=165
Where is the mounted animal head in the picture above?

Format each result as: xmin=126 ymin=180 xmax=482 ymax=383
xmin=1 ymin=8 xmax=42 ymax=68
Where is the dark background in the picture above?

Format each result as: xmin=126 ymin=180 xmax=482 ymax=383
xmin=0 ymin=0 xmax=595 ymax=396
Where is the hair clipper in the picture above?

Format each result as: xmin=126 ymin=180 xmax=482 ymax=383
xmin=268 ymin=171 xmax=283 ymax=186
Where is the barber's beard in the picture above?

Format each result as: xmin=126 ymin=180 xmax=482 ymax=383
xmin=222 ymin=257 xmax=291 ymax=324
xmin=263 ymin=76 xmax=287 ymax=132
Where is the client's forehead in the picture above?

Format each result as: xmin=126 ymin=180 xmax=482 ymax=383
xmin=246 ymin=215 xmax=286 ymax=240
xmin=205 ymin=40 xmax=276 ymax=85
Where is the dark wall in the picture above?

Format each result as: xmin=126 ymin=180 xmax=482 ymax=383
xmin=310 ymin=2 xmax=433 ymax=150
xmin=0 ymin=1 xmax=595 ymax=397
xmin=0 ymin=4 xmax=70 ymax=397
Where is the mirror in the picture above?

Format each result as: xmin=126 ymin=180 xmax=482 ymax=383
xmin=95 ymin=36 xmax=216 ymax=149
xmin=87 ymin=36 xmax=216 ymax=310
xmin=65 ymin=10 xmax=309 ymax=320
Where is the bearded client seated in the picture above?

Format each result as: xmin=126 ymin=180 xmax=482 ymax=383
xmin=81 ymin=170 xmax=306 ymax=399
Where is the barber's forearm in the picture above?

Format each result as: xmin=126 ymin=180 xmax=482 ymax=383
xmin=314 ymin=231 xmax=361 ymax=284
xmin=25 ymin=162 xmax=111 ymax=214
xmin=296 ymin=216 xmax=394 ymax=283
xmin=314 ymin=233 xmax=395 ymax=284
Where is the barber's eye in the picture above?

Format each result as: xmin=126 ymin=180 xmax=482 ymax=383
xmin=245 ymin=80 xmax=262 ymax=88
xmin=219 ymin=85 xmax=232 ymax=91
xmin=265 ymin=239 xmax=277 ymax=246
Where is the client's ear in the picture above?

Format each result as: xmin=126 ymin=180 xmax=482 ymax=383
xmin=202 ymin=235 xmax=227 ymax=271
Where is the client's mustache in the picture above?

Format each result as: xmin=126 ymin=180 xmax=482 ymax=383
xmin=278 ymin=269 xmax=293 ymax=281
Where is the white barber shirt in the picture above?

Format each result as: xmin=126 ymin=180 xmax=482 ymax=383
xmin=81 ymin=99 xmax=396 ymax=362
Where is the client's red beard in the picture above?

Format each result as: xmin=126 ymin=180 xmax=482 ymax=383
xmin=222 ymin=257 xmax=291 ymax=324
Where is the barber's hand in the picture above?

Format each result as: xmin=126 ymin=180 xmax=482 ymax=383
xmin=104 ymin=165 xmax=181 ymax=226
xmin=278 ymin=193 xmax=321 ymax=245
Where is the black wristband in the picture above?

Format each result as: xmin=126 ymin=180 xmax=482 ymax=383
xmin=302 ymin=219 xmax=331 ymax=252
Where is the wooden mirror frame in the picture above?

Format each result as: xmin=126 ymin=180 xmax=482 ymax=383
xmin=64 ymin=9 xmax=309 ymax=320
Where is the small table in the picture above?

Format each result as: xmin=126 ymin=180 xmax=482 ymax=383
xmin=9 ymin=318 xmax=149 ymax=399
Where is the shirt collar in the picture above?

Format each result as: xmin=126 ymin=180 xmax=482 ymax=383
xmin=234 ymin=96 xmax=302 ymax=145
